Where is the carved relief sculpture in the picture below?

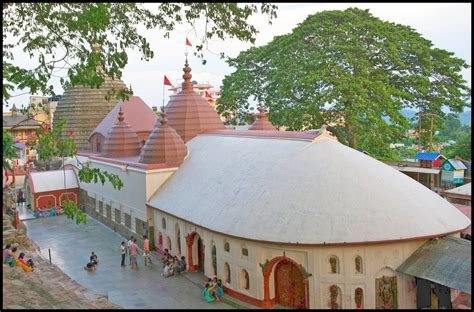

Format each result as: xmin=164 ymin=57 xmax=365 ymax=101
xmin=329 ymin=257 xmax=338 ymax=273
xmin=376 ymin=276 xmax=398 ymax=309
xmin=330 ymin=285 xmax=339 ymax=309
xmin=355 ymin=288 xmax=363 ymax=309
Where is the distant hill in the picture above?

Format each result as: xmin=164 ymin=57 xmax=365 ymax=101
xmin=399 ymin=109 xmax=471 ymax=126
xmin=458 ymin=110 xmax=471 ymax=126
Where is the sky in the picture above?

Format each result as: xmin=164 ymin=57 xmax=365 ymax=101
xmin=4 ymin=3 xmax=471 ymax=112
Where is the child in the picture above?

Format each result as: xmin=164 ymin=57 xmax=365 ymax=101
xmin=173 ymin=256 xmax=181 ymax=274
xmin=84 ymin=261 xmax=96 ymax=271
xmin=216 ymin=279 xmax=224 ymax=302
xmin=181 ymin=256 xmax=187 ymax=272
xmin=120 ymin=242 xmax=126 ymax=266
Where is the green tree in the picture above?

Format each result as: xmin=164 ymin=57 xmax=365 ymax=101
xmin=218 ymin=8 xmax=470 ymax=158
xmin=3 ymin=3 xmax=277 ymax=104
xmin=3 ymin=129 xmax=18 ymax=170
xmin=441 ymin=128 xmax=471 ymax=160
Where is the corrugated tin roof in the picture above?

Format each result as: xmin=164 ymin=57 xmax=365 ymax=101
xmin=446 ymin=159 xmax=468 ymax=170
xmin=147 ymin=134 xmax=469 ymax=244
xmin=415 ymin=152 xmax=445 ymax=161
xmin=390 ymin=165 xmax=440 ymax=174
xmin=444 ymin=183 xmax=471 ymax=197
xmin=397 ymin=236 xmax=471 ymax=294
xmin=453 ymin=204 xmax=471 ymax=236
xmin=28 ymin=169 xmax=79 ymax=193
xmin=3 ymin=115 xmax=41 ymax=128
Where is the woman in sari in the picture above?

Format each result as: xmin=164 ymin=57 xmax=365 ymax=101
xmin=203 ymin=283 xmax=215 ymax=303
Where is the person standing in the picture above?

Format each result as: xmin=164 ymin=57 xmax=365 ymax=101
xmin=143 ymin=235 xmax=152 ymax=265
xmin=130 ymin=238 xmax=138 ymax=270
xmin=127 ymin=236 xmax=134 ymax=265
xmin=120 ymin=241 xmax=126 ymax=266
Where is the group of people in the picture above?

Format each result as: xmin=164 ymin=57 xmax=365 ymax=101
xmin=3 ymin=244 xmax=35 ymax=272
xmin=33 ymin=206 xmax=64 ymax=218
xmin=203 ymin=276 xmax=224 ymax=303
xmin=84 ymin=251 xmax=98 ymax=271
xmin=160 ymin=249 xmax=187 ymax=278
xmin=120 ymin=235 xmax=152 ymax=270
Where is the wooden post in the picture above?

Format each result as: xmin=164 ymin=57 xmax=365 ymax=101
xmin=418 ymin=112 xmax=422 ymax=152
xmin=48 ymin=248 xmax=52 ymax=264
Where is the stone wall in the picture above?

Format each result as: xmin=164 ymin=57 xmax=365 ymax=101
xmin=79 ymin=189 xmax=148 ymax=248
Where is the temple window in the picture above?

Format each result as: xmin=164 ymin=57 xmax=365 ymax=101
xmin=355 ymin=256 xmax=363 ymax=273
xmin=329 ymin=256 xmax=340 ymax=274
xmin=176 ymin=225 xmax=181 ymax=255
xmin=167 ymin=236 xmax=172 ymax=251
xmin=240 ymin=269 xmax=250 ymax=290
xmin=224 ymin=262 xmax=231 ymax=284
xmin=224 ymin=241 xmax=230 ymax=253
xmin=211 ymin=244 xmax=217 ymax=275
xmin=162 ymin=217 xmax=166 ymax=229
xmin=241 ymin=247 xmax=249 ymax=257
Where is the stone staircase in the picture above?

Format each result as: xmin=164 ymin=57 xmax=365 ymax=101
xmin=3 ymin=217 xmax=28 ymax=246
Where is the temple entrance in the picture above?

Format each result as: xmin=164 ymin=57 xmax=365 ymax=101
xmin=186 ymin=232 xmax=205 ymax=272
xmin=274 ymin=259 xmax=306 ymax=309
xmin=197 ymin=237 xmax=205 ymax=272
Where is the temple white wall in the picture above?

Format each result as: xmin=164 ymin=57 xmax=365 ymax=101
xmin=66 ymin=156 xmax=176 ymax=228
xmin=152 ymin=209 xmax=436 ymax=309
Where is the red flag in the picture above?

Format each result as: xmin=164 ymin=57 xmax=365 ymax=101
xmin=69 ymin=129 xmax=73 ymax=137
xmin=4 ymin=168 xmax=9 ymax=182
xmin=186 ymin=37 xmax=192 ymax=47
xmin=164 ymin=75 xmax=173 ymax=86
xmin=205 ymin=91 xmax=212 ymax=98
xmin=44 ymin=124 xmax=49 ymax=131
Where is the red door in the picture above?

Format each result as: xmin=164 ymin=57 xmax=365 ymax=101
xmin=275 ymin=260 xmax=306 ymax=309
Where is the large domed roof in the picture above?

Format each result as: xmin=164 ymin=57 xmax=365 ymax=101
xmin=165 ymin=59 xmax=225 ymax=143
xmin=53 ymin=44 xmax=127 ymax=150
xmin=148 ymin=132 xmax=470 ymax=244
xmin=101 ymin=106 xmax=141 ymax=158
xmin=139 ymin=107 xmax=188 ymax=166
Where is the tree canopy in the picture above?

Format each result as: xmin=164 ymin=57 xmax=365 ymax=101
xmin=218 ymin=7 xmax=470 ymax=158
xmin=3 ymin=3 xmax=277 ymax=104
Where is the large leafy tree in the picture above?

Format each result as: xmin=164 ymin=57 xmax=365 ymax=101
xmin=3 ymin=129 xmax=17 ymax=170
xmin=3 ymin=3 xmax=277 ymax=104
xmin=218 ymin=8 xmax=470 ymax=157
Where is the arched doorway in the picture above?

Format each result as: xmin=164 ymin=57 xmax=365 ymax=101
xmin=211 ymin=244 xmax=217 ymax=276
xmin=274 ymin=259 xmax=306 ymax=309
xmin=186 ymin=232 xmax=205 ymax=272
xmin=158 ymin=232 xmax=163 ymax=251
xmin=261 ymin=255 xmax=310 ymax=309
xmin=197 ymin=236 xmax=205 ymax=272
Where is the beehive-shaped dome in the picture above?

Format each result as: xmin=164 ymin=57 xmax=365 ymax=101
xmin=248 ymin=105 xmax=277 ymax=131
xmin=139 ymin=107 xmax=188 ymax=166
xmin=165 ymin=59 xmax=225 ymax=143
xmin=53 ymin=44 xmax=127 ymax=150
xmin=101 ymin=107 xmax=141 ymax=158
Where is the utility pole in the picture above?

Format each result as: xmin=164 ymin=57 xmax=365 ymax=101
xmin=418 ymin=111 xmax=422 ymax=152
xmin=429 ymin=114 xmax=434 ymax=152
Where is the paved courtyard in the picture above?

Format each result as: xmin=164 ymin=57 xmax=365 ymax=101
xmin=24 ymin=215 xmax=235 ymax=309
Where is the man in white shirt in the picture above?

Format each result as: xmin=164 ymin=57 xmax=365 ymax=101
xmin=127 ymin=236 xmax=134 ymax=265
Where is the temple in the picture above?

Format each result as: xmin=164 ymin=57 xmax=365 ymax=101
xmin=62 ymin=58 xmax=470 ymax=309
